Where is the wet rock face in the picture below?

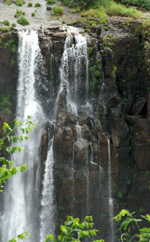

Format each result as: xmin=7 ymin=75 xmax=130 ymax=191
xmin=0 ymin=31 xmax=18 ymax=118
xmin=1 ymin=21 xmax=150 ymax=242
xmin=98 ymin=18 xmax=150 ymax=229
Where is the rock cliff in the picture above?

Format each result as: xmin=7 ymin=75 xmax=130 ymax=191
xmin=0 ymin=18 xmax=150 ymax=241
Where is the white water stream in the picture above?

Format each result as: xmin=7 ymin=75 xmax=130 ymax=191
xmin=40 ymin=138 xmax=55 ymax=242
xmin=59 ymin=27 xmax=89 ymax=115
xmin=107 ymin=139 xmax=115 ymax=242
xmin=1 ymin=30 xmax=46 ymax=242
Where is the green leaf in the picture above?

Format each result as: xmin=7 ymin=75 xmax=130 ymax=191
xmin=17 ymin=232 xmax=26 ymax=239
xmin=141 ymin=214 xmax=150 ymax=222
xmin=3 ymin=122 xmax=12 ymax=132
xmin=45 ymin=234 xmax=57 ymax=242
xmin=120 ymin=218 xmax=139 ymax=231
xmin=25 ymin=231 xmax=31 ymax=238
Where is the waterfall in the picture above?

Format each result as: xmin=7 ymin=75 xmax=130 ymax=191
xmin=1 ymin=26 xmax=115 ymax=242
xmin=40 ymin=137 xmax=55 ymax=242
xmin=59 ymin=27 xmax=89 ymax=115
xmin=107 ymin=139 xmax=115 ymax=242
xmin=1 ymin=30 xmax=46 ymax=242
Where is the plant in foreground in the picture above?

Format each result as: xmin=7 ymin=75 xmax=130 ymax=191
xmin=0 ymin=115 xmax=36 ymax=191
xmin=114 ymin=209 xmax=150 ymax=241
xmin=8 ymin=231 xmax=31 ymax=242
xmin=46 ymin=216 xmax=104 ymax=242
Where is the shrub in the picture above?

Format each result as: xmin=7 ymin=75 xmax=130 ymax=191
xmin=6 ymin=0 xmax=11 ymax=5
xmin=115 ymin=0 xmax=150 ymax=11
xmin=15 ymin=0 xmax=25 ymax=6
xmin=15 ymin=10 xmax=23 ymax=18
xmin=105 ymin=1 xmax=142 ymax=18
xmin=71 ymin=7 xmax=81 ymax=13
xmin=11 ymin=23 xmax=16 ymax=27
xmin=62 ymin=20 xmax=66 ymax=24
xmin=3 ymin=20 xmax=10 ymax=26
xmin=28 ymin=2 xmax=32 ymax=6
xmin=31 ymin=12 xmax=35 ymax=17
xmin=52 ymin=6 xmax=64 ymax=16
xmin=46 ymin=216 xmax=104 ymax=242
xmin=17 ymin=17 xmax=29 ymax=25
xmin=0 ymin=27 xmax=10 ymax=32
xmin=34 ymin=3 xmax=41 ymax=7
xmin=46 ymin=0 xmax=55 ymax=4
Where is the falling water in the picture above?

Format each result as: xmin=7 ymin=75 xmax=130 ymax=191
xmin=59 ymin=27 xmax=89 ymax=115
xmin=40 ymin=137 xmax=55 ymax=242
xmin=107 ymin=139 xmax=115 ymax=242
xmin=1 ymin=30 xmax=46 ymax=242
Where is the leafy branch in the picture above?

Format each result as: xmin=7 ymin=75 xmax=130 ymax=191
xmin=0 ymin=115 xmax=36 ymax=191
xmin=46 ymin=216 xmax=104 ymax=242
xmin=114 ymin=209 xmax=150 ymax=242
xmin=8 ymin=231 xmax=31 ymax=242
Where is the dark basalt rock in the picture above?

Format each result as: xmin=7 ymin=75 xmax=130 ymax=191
xmin=46 ymin=6 xmax=52 ymax=11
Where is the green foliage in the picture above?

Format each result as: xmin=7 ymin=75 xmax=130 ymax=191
xmin=115 ymin=0 xmax=150 ymax=11
xmin=31 ymin=12 xmax=35 ymax=17
xmin=0 ymin=93 xmax=12 ymax=116
xmin=46 ymin=216 xmax=104 ymax=242
xmin=10 ymin=43 xmax=17 ymax=54
xmin=3 ymin=20 xmax=10 ymax=26
xmin=114 ymin=209 xmax=150 ymax=241
xmin=8 ymin=231 xmax=31 ymax=242
xmin=6 ymin=0 xmax=12 ymax=5
xmin=11 ymin=23 xmax=16 ymax=27
xmin=71 ymin=7 xmax=80 ymax=13
xmin=28 ymin=2 xmax=32 ymax=6
xmin=59 ymin=0 xmax=99 ymax=9
xmin=15 ymin=0 xmax=25 ymax=6
xmin=105 ymin=1 xmax=142 ymax=18
xmin=46 ymin=0 xmax=55 ymax=4
xmin=0 ymin=116 xmax=36 ymax=191
xmin=10 ymin=57 xmax=15 ymax=68
xmin=17 ymin=17 xmax=30 ymax=25
xmin=0 ymin=38 xmax=14 ymax=49
xmin=117 ymin=191 xmax=123 ymax=199
xmin=52 ymin=6 xmax=64 ymax=16
xmin=34 ymin=2 xmax=41 ymax=7
xmin=0 ymin=27 xmax=10 ymax=33
xmin=15 ymin=10 xmax=23 ymax=18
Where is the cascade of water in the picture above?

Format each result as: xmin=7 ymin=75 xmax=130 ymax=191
xmin=59 ymin=27 xmax=89 ymax=115
xmin=1 ymin=30 xmax=46 ymax=242
xmin=107 ymin=139 xmax=115 ymax=242
xmin=40 ymin=137 xmax=55 ymax=242
xmin=75 ymin=122 xmax=83 ymax=138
